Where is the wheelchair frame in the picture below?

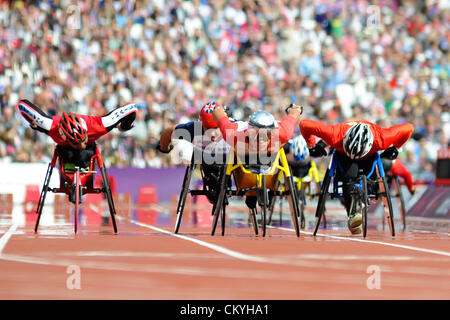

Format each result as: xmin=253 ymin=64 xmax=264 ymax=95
xmin=313 ymin=150 xmax=395 ymax=237
xmin=268 ymin=160 xmax=326 ymax=229
xmin=34 ymin=145 xmax=118 ymax=234
xmin=385 ymin=174 xmax=407 ymax=231
xmin=173 ymin=150 xmax=227 ymax=234
xmin=210 ymin=148 xmax=301 ymax=237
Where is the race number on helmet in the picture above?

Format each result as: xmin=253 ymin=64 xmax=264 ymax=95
xmin=343 ymin=123 xmax=374 ymax=159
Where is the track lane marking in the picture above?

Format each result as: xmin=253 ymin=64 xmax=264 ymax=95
xmin=271 ymin=226 xmax=450 ymax=257
xmin=130 ymin=219 xmax=271 ymax=264
xmin=129 ymin=220 xmax=450 ymax=276
xmin=0 ymin=224 xmax=18 ymax=255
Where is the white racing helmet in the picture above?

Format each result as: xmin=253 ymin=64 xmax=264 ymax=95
xmin=290 ymin=135 xmax=309 ymax=161
xmin=343 ymin=123 xmax=374 ymax=159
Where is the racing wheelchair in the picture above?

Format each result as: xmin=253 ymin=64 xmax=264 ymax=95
xmin=34 ymin=144 xmax=118 ymax=234
xmin=313 ymin=149 xmax=396 ymax=237
xmin=210 ymin=148 xmax=301 ymax=237
xmin=381 ymin=159 xmax=407 ymax=231
xmin=173 ymin=148 xmax=226 ymax=234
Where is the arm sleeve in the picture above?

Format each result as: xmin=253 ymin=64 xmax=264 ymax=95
xmin=101 ymin=103 xmax=138 ymax=132
xmin=299 ymin=119 xmax=335 ymax=147
xmin=173 ymin=121 xmax=197 ymax=143
xmin=378 ymin=123 xmax=414 ymax=149
xmin=217 ymin=116 xmax=240 ymax=148
xmin=391 ymin=159 xmax=414 ymax=191
xmin=17 ymin=99 xmax=54 ymax=134
xmin=276 ymin=115 xmax=299 ymax=146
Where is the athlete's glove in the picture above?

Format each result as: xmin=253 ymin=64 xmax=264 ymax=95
xmin=380 ymin=146 xmax=399 ymax=160
xmin=285 ymin=103 xmax=303 ymax=115
xmin=156 ymin=142 xmax=173 ymax=154
xmin=308 ymin=140 xmax=327 ymax=157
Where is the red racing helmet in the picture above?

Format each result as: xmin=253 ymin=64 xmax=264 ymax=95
xmin=58 ymin=112 xmax=87 ymax=144
xmin=199 ymin=101 xmax=220 ymax=130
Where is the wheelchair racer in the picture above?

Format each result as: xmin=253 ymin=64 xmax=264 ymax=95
xmin=212 ymin=103 xmax=303 ymax=209
xmin=284 ymin=134 xmax=312 ymax=181
xmin=382 ymin=158 xmax=416 ymax=195
xmin=157 ymin=101 xmax=247 ymax=203
xmin=17 ymin=99 xmax=138 ymax=202
xmin=300 ymin=119 xmax=414 ymax=234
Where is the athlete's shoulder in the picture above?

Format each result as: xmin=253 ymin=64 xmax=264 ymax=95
xmin=230 ymin=119 xmax=248 ymax=132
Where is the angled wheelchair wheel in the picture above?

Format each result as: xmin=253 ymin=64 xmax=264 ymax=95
xmin=382 ymin=178 xmax=396 ymax=237
xmin=284 ymin=174 xmax=300 ymax=237
xmin=101 ymin=166 xmax=118 ymax=234
xmin=361 ymin=175 xmax=369 ymax=237
xmin=393 ymin=176 xmax=406 ymax=231
xmin=312 ymin=179 xmax=327 ymax=228
xmin=297 ymin=180 xmax=306 ymax=229
xmin=221 ymin=193 xmax=227 ymax=236
xmin=174 ymin=162 xmax=194 ymax=234
xmin=74 ymin=171 xmax=80 ymax=234
xmin=259 ymin=175 xmax=268 ymax=237
xmin=35 ymin=164 xmax=54 ymax=233
xmin=313 ymin=169 xmax=331 ymax=236
xmin=250 ymin=208 xmax=259 ymax=235
xmin=211 ymin=168 xmax=228 ymax=236
xmin=267 ymin=180 xmax=279 ymax=226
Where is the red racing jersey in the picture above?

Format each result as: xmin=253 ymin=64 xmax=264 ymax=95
xmin=47 ymin=114 xmax=109 ymax=146
xmin=300 ymin=119 xmax=414 ymax=159
xmin=217 ymin=115 xmax=298 ymax=154
xmin=18 ymin=99 xmax=137 ymax=147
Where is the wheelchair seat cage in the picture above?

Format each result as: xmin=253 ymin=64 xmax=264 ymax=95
xmin=34 ymin=145 xmax=118 ymax=234
xmin=313 ymin=150 xmax=396 ymax=237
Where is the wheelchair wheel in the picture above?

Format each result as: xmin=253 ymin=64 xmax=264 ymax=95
xmin=284 ymin=174 xmax=300 ymax=237
xmin=101 ymin=166 xmax=118 ymax=234
xmin=393 ymin=176 xmax=406 ymax=231
xmin=35 ymin=164 xmax=54 ymax=233
xmin=211 ymin=168 xmax=228 ymax=236
xmin=250 ymin=208 xmax=259 ymax=235
xmin=267 ymin=181 xmax=279 ymax=226
xmin=313 ymin=169 xmax=331 ymax=236
xmin=382 ymin=178 xmax=396 ymax=237
xmin=361 ymin=175 xmax=369 ymax=237
xmin=221 ymin=193 xmax=227 ymax=236
xmin=297 ymin=180 xmax=306 ymax=229
xmin=174 ymin=162 xmax=194 ymax=234
xmin=259 ymin=175 xmax=267 ymax=237
xmin=74 ymin=171 xmax=80 ymax=234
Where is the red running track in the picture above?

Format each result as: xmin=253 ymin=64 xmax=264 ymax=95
xmin=0 ymin=215 xmax=449 ymax=300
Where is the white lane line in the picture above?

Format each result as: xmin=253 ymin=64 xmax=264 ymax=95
xmin=130 ymin=219 xmax=269 ymax=264
xmin=272 ymin=226 xmax=450 ymax=257
xmin=130 ymin=220 xmax=450 ymax=276
xmin=0 ymin=224 xmax=18 ymax=255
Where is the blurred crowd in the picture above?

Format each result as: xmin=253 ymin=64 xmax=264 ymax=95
xmin=0 ymin=0 xmax=448 ymax=183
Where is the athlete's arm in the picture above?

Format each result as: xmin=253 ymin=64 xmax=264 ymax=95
xmin=157 ymin=121 xmax=198 ymax=153
xmin=391 ymin=159 xmax=415 ymax=193
xmin=277 ymin=115 xmax=300 ymax=146
xmin=378 ymin=123 xmax=414 ymax=149
xmin=158 ymin=126 xmax=176 ymax=153
xmin=101 ymin=103 xmax=138 ymax=132
xmin=213 ymin=108 xmax=240 ymax=148
xmin=299 ymin=119 xmax=335 ymax=147
xmin=17 ymin=99 xmax=54 ymax=134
